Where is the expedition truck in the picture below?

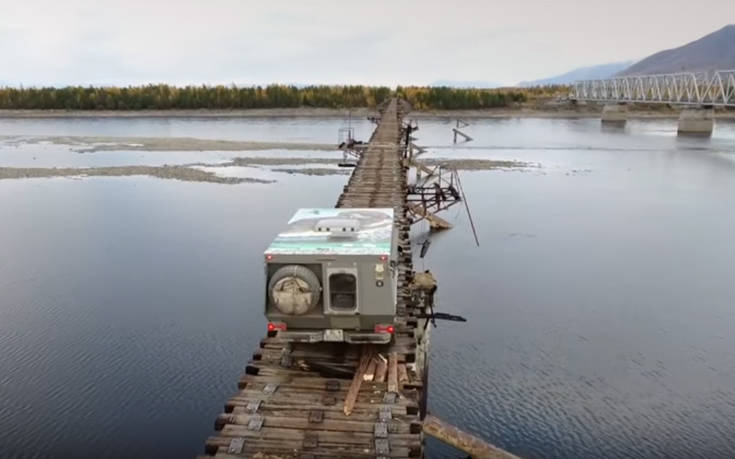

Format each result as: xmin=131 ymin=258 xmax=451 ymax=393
xmin=263 ymin=208 xmax=398 ymax=344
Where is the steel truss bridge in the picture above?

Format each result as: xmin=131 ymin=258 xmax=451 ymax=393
xmin=571 ymin=70 xmax=735 ymax=107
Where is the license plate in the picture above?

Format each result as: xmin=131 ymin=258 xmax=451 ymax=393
xmin=323 ymin=329 xmax=344 ymax=342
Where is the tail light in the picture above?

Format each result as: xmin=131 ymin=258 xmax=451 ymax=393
xmin=374 ymin=324 xmax=395 ymax=334
xmin=267 ymin=322 xmax=287 ymax=332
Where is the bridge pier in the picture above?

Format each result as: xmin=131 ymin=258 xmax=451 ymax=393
xmin=678 ymin=107 xmax=714 ymax=136
xmin=601 ymin=104 xmax=627 ymax=125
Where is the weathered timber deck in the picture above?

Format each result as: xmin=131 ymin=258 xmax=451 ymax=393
xmin=200 ymin=99 xmax=430 ymax=458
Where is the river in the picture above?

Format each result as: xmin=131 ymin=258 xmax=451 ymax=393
xmin=1 ymin=115 xmax=735 ymax=458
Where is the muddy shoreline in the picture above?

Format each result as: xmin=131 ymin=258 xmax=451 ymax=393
xmin=225 ymin=157 xmax=533 ymax=171
xmin=0 ymin=157 xmax=532 ymax=183
xmin=0 ymin=135 xmax=336 ymax=152
xmin=0 ymin=165 xmax=273 ymax=184
xmin=0 ymin=132 xmax=535 ymax=184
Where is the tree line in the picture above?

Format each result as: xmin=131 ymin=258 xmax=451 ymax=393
xmin=0 ymin=84 xmax=562 ymax=111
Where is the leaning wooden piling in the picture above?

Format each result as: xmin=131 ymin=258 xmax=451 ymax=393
xmin=423 ymin=415 xmax=520 ymax=459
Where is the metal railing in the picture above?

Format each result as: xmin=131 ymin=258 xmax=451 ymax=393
xmin=571 ymin=70 xmax=735 ymax=107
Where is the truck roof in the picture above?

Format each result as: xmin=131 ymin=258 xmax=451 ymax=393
xmin=266 ymin=208 xmax=394 ymax=256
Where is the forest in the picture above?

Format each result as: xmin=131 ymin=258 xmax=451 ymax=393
xmin=0 ymin=84 xmax=563 ymax=111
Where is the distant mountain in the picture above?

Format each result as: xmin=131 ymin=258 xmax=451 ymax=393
xmin=518 ymin=61 xmax=634 ymax=86
xmin=430 ymin=80 xmax=501 ymax=88
xmin=618 ymin=24 xmax=735 ymax=75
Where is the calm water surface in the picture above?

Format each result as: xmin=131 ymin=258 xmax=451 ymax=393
xmin=1 ymin=116 xmax=735 ymax=458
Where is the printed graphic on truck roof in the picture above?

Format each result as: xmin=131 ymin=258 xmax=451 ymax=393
xmin=266 ymin=208 xmax=394 ymax=255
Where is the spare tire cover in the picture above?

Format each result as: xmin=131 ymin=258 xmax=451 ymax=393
xmin=268 ymin=265 xmax=321 ymax=315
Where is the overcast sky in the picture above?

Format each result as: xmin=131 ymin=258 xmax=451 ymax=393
xmin=1 ymin=0 xmax=732 ymax=87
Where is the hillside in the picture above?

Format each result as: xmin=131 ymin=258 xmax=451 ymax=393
xmin=619 ymin=25 xmax=735 ymax=75
xmin=519 ymin=61 xmax=633 ymax=86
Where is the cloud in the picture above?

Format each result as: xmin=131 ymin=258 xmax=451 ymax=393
xmin=0 ymin=0 xmax=732 ymax=87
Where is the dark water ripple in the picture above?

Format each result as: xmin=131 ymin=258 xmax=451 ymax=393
xmin=428 ymin=333 xmax=735 ymax=459
xmin=2 ymin=118 xmax=735 ymax=458
xmin=0 ymin=171 xmax=340 ymax=458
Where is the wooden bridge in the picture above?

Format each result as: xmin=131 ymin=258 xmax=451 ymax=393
xmin=199 ymin=99 xmax=516 ymax=459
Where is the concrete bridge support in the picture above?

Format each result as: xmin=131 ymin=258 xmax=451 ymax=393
xmin=601 ymin=104 xmax=628 ymax=124
xmin=678 ymin=107 xmax=714 ymax=136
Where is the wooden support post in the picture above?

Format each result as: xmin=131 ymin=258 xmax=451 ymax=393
xmin=423 ymin=415 xmax=520 ymax=459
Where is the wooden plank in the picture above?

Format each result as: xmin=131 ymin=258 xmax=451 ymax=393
xmin=227 ymin=400 xmax=418 ymax=418
xmin=397 ymin=363 xmax=409 ymax=383
xmin=387 ymin=352 xmax=398 ymax=393
xmin=423 ymin=415 xmax=519 ymax=459
xmin=216 ymin=412 xmax=416 ymax=434
xmin=227 ymin=389 xmax=415 ymax=408
xmin=206 ymin=437 xmax=417 ymax=458
xmin=343 ymin=347 xmax=374 ymax=416
xmin=239 ymin=377 xmax=385 ymax=393
xmin=229 ymin=405 xmax=417 ymax=422
xmin=374 ymin=354 xmax=388 ymax=382
xmin=408 ymin=203 xmax=453 ymax=230
xmin=212 ymin=437 xmax=419 ymax=456
xmin=363 ymin=357 xmax=378 ymax=381
xmin=219 ymin=424 xmax=419 ymax=445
